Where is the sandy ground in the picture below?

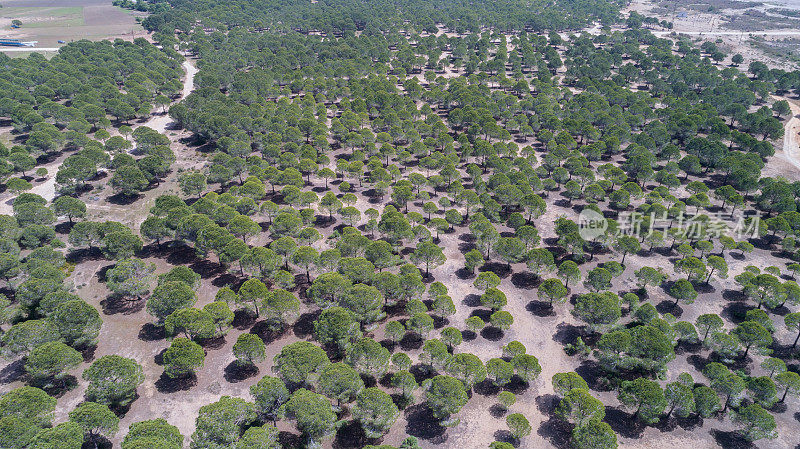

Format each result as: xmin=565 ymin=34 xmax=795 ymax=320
xmin=0 ymin=57 xmax=196 ymax=216
xmin=4 ymin=11 xmax=800 ymax=449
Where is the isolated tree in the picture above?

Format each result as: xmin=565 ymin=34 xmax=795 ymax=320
xmin=499 ymin=413 xmax=530 ymax=441
xmin=121 ymin=419 xmax=183 ymax=449
xmin=52 ymin=196 xmax=86 ymax=223
xmin=68 ymin=401 xmax=119 ymax=448
xmin=28 ymin=421 xmax=84 ymax=449
xmin=425 ymin=375 xmax=468 ymax=426
xmin=346 ymin=337 xmax=391 ymax=378
xmin=48 ymin=300 xmax=101 ymax=348
xmin=474 ymin=271 xmax=501 ymax=291
xmin=178 ymin=171 xmax=206 ymax=198
xmin=24 ymin=341 xmax=82 ymax=384
xmin=481 ymin=287 xmax=508 ymax=310
xmin=618 ymin=377 xmax=666 ymax=424
xmin=555 ymin=388 xmax=605 ymax=426
xmin=538 ymin=278 xmax=568 ymax=306
xmin=570 ymin=421 xmax=617 ymax=449
xmin=552 ymin=372 xmax=589 ymax=397
xmin=164 ymin=308 xmax=215 ymax=340
xmin=732 ymin=320 xmax=772 ymax=358
xmin=191 ymin=396 xmax=257 ymax=448
xmin=233 ymin=333 xmax=266 ymax=365
xmin=775 ymin=371 xmax=800 ymax=402
xmin=669 ymin=279 xmax=697 ymax=306
xmin=238 ymin=278 xmax=268 ymax=317
xmin=664 ymin=378 xmax=695 ymax=418
xmin=317 ymin=362 xmax=364 ymax=406
xmin=614 ymin=235 xmax=640 ymax=264
xmin=273 ymin=341 xmax=329 ymax=387
xmin=83 ymin=355 xmax=144 ymax=406
xmin=446 ymin=353 xmax=486 ymax=390
xmin=0 ymin=386 xmax=56 ymax=426
xmin=733 ymin=404 xmax=777 ymax=441
xmin=572 ymin=292 xmax=621 ymax=332
xmin=696 ymin=313 xmax=724 ymax=343
xmin=705 ymin=362 xmax=746 ymax=411
xmin=410 ymin=241 xmax=446 ymax=276
xmin=352 ymin=388 xmax=400 ymax=438
xmin=250 ymin=376 xmax=290 ymax=425
xmin=1 ymin=319 xmax=61 ymax=357
xmin=281 ymin=388 xmax=337 ymax=448
xmin=106 ymin=258 xmax=155 ymax=300
xmin=315 ymin=306 xmax=362 ymax=354
xmin=511 ymin=353 xmax=541 ymax=384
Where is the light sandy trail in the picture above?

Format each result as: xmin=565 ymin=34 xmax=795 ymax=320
xmin=0 ymin=57 xmax=197 ymax=215
xmin=778 ymin=97 xmax=800 ymax=172
xmin=0 ymin=47 xmax=60 ymax=52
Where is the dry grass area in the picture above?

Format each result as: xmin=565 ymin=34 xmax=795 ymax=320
xmin=0 ymin=0 xmax=146 ymax=47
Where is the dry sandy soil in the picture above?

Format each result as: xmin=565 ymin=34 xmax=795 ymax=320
xmin=2 ymin=19 xmax=800 ymax=449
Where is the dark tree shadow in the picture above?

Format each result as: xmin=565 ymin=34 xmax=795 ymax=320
xmin=536 ymin=393 xmax=559 ymax=415
xmin=279 ymin=431 xmax=302 ymax=449
xmin=575 ymin=360 xmax=611 ymax=392
xmin=100 ymin=294 xmax=144 ymax=315
xmin=35 ymin=374 xmax=78 ymax=397
xmin=655 ymin=300 xmax=683 ymax=318
xmin=462 ymin=293 xmax=481 ymax=307
xmin=721 ymin=302 xmax=751 ymax=324
xmin=536 ymin=416 xmax=572 ymax=449
xmin=232 ymin=310 xmax=257 ymax=330
xmin=493 ymin=430 xmax=517 ymax=446
xmin=400 ymin=333 xmax=424 ymax=351
xmin=107 ymin=192 xmax=142 ymax=205
xmin=138 ymin=323 xmax=165 ymax=341
xmin=511 ymin=271 xmax=540 ymax=289
xmin=155 ymin=372 xmax=197 ymax=393
xmin=474 ymin=379 xmax=500 ymax=396
xmin=212 ymin=273 xmax=240 ymax=288
xmin=251 ymin=321 xmax=288 ymax=345
xmin=0 ymin=359 xmax=25 ymax=384
xmin=490 ymin=404 xmax=508 ymax=418
xmin=404 ymin=404 xmax=447 ymax=443
xmin=710 ymin=429 xmax=755 ymax=449
xmin=293 ymin=311 xmax=319 ymax=338
xmin=604 ymin=408 xmax=645 ymax=439
xmin=333 ymin=420 xmax=371 ymax=449
xmin=462 ymin=329 xmax=477 ymax=341
xmin=198 ymin=335 xmax=227 ymax=350
xmin=553 ymin=322 xmax=583 ymax=345
xmin=480 ymin=262 xmax=511 ymax=278
xmin=224 ymin=361 xmax=259 ymax=383
xmin=504 ymin=376 xmax=531 ymax=394
xmin=455 ymin=268 xmax=475 ymax=279
xmin=526 ymin=300 xmax=556 ymax=317
xmin=675 ymin=414 xmax=703 ymax=431
xmin=481 ymin=326 xmax=504 ymax=341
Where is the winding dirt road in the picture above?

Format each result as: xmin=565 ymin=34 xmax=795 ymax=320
xmin=779 ymin=97 xmax=800 ymax=172
xmin=0 ymin=57 xmax=197 ymax=214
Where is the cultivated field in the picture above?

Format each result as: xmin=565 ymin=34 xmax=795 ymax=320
xmin=0 ymin=0 xmax=145 ymax=48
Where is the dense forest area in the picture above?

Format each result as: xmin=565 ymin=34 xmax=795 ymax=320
xmin=2 ymin=0 xmax=800 ymax=448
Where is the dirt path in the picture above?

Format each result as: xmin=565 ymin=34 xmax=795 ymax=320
xmin=0 ymin=56 xmax=197 ymax=215
xmin=763 ymin=96 xmax=800 ymax=180
xmin=779 ymin=97 xmax=800 ymax=171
